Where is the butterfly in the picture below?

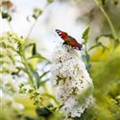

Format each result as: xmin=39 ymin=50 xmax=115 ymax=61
xmin=55 ymin=29 xmax=82 ymax=50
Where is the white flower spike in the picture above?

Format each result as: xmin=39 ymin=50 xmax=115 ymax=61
xmin=51 ymin=43 xmax=94 ymax=118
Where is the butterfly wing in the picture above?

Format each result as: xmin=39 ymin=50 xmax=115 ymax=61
xmin=65 ymin=35 xmax=82 ymax=50
xmin=56 ymin=29 xmax=82 ymax=50
xmin=55 ymin=29 xmax=68 ymax=39
xmin=67 ymin=36 xmax=78 ymax=45
xmin=56 ymin=29 xmax=76 ymax=43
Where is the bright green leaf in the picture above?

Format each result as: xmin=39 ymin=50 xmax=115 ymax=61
xmin=82 ymin=27 xmax=90 ymax=44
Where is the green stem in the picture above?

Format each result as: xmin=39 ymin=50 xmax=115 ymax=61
xmin=85 ymin=44 xmax=88 ymax=55
xmin=20 ymin=51 xmax=34 ymax=86
xmin=94 ymin=0 xmax=117 ymax=39
xmin=25 ymin=2 xmax=49 ymax=41
xmin=43 ymin=93 xmax=60 ymax=105
xmin=85 ymin=44 xmax=89 ymax=64
xmin=25 ymin=20 xmax=37 ymax=41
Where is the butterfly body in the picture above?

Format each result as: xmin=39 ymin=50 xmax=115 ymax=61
xmin=56 ymin=29 xmax=82 ymax=50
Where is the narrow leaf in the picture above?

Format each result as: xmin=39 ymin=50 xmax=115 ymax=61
xmin=32 ymin=8 xmax=43 ymax=20
xmin=32 ymin=71 xmax=40 ymax=88
xmin=39 ymin=71 xmax=50 ymax=80
xmin=88 ymin=42 xmax=102 ymax=52
xmin=27 ymin=53 xmax=46 ymax=60
xmin=88 ymin=42 xmax=109 ymax=53
xmin=39 ymin=79 xmax=49 ymax=86
xmin=32 ymin=44 xmax=36 ymax=55
xmin=24 ymin=43 xmax=36 ymax=55
xmin=82 ymin=27 xmax=90 ymax=44
xmin=95 ymin=34 xmax=113 ymax=43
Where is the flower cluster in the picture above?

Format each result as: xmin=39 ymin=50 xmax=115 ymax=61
xmin=0 ymin=32 xmax=27 ymax=120
xmin=0 ymin=32 xmax=24 ymax=72
xmin=51 ymin=43 xmax=94 ymax=118
xmin=0 ymin=32 xmax=26 ymax=92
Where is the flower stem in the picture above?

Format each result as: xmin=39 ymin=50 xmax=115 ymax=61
xmin=85 ymin=44 xmax=89 ymax=64
xmin=25 ymin=20 xmax=38 ymax=41
xmin=94 ymin=0 xmax=117 ymax=39
xmin=20 ymin=51 xmax=34 ymax=87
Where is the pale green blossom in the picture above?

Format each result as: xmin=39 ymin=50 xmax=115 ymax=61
xmin=0 ymin=32 xmax=28 ymax=92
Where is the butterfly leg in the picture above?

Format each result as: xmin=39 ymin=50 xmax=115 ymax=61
xmin=63 ymin=41 xmax=67 ymax=45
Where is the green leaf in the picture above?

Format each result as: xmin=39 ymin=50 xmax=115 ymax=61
xmin=88 ymin=42 xmax=108 ymax=53
xmin=39 ymin=79 xmax=49 ymax=87
xmin=94 ymin=34 xmax=112 ymax=52
xmin=39 ymin=71 xmax=50 ymax=80
xmin=38 ymin=71 xmax=50 ymax=87
xmin=32 ymin=71 xmax=40 ymax=88
xmin=82 ymin=27 xmax=90 ymax=44
xmin=88 ymin=42 xmax=102 ymax=52
xmin=32 ymin=70 xmax=49 ymax=88
xmin=32 ymin=8 xmax=43 ymax=20
xmin=25 ymin=43 xmax=50 ymax=62
xmin=25 ymin=43 xmax=36 ymax=55
xmin=2 ymin=12 xmax=12 ymax=22
xmin=95 ymin=34 xmax=113 ymax=43
xmin=32 ymin=71 xmax=39 ymax=80
xmin=101 ymin=45 xmax=108 ymax=53
xmin=32 ymin=44 xmax=36 ymax=55
xmin=27 ymin=53 xmax=47 ymax=61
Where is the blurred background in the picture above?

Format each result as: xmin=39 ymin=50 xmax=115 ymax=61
xmin=2 ymin=0 xmax=88 ymax=58
xmin=1 ymin=0 xmax=120 ymax=57
xmin=0 ymin=0 xmax=120 ymax=120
